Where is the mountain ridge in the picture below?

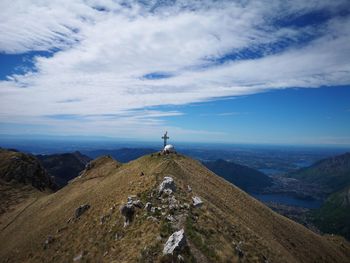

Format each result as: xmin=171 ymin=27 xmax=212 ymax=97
xmin=0 ymin=153 xmax=349 ymax=262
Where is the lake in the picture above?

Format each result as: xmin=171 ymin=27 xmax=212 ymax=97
xmin=251 ymin=193 xmax=322 ymax=209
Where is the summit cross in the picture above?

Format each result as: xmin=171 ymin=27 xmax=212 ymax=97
xmin=162 ymin=131 xmax=169 ymax=147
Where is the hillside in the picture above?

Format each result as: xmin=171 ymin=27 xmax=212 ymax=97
xmin=203 ymin=159 xmax=273 ymax=192
xmin=0 ymin=153 xmax=349 ymax=262
xmin=37 ymin=151 xmax=91 ymax=188
xmin=0 ymin=148 xmax=55 ymax=190
xmin=287 ymin=152 xmax=350 ymax=239
xmin=311 ymin=186 xmax=350 ymax=240
xmin=288 ymin=152 xmax=350 ymax=193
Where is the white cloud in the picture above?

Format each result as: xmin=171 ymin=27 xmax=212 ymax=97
xmin=0 ymin=0 xmax=349 ymax=138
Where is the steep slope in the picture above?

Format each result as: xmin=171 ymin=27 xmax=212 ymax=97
xmin=203 ymin=159 xmax=273 ymax=192
xmin=0 ymin=153 xmax=349 ymax=262
xmin=37 ymin=151 xmax=91 ymax=188
xmin=288 ymin=152 xmax=350 ymax=193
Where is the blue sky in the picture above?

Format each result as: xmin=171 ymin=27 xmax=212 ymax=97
xmin=0 ymin=0 xmax=350 ymax=146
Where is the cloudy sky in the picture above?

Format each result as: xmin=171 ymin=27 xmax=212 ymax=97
xmin=0 ymin=0 xmax=349 ymax=145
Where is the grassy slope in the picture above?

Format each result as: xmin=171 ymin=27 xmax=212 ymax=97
xmin=0 ymin=154 xmax=349 ymax=262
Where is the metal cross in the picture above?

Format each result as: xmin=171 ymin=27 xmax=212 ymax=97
xmin=162 ymin=131 xmax=169 ymax=147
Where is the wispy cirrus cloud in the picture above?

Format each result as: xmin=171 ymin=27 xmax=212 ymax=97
xmin=0 ymin=0 xmax=349 ymax=138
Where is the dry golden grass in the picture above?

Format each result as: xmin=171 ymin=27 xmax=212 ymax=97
xmin=0 ymin=153 xmax=349 ymax=263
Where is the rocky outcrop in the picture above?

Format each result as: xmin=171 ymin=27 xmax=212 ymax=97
xmin=159 ymin=177 xmax=176 ymax=195
xmin=163 ymin=229 xmax=187 ymax=255
xmin=120 ymin=202 xmax=135 ymax=227
xmin=120 ymin=196 xmax=143 ymax=227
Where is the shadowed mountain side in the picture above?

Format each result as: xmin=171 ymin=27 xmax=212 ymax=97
xmin=0 ymin=148 xmax=56 ymax=222
xmin=0 ymin=153 xmax=349 ymax=262
xmin=37 ymin=151 xmax=91 ymax=188
xmin=311 ymin=186 xmax=350 ymax=240
xmin=0 ymin=148 xmax=56 ymax=191
xmin=203 ymin=159 xmax=273 ymax=192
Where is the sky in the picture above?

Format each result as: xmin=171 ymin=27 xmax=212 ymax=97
xmin=0 ymin=0 xmax=350 ymax=146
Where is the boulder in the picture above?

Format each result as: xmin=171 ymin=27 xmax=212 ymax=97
xmin=163 ymin=229 xmax=187 ymax=255
xmin=120 ymin=203 xmax=135 ymax=227
xmin=159 ymin=177 xmax=176 ymax=194
xmin=75 ymin=204 xmax=91 ymax=218
xmin=192 ymin=196 xmax=203 ymax=208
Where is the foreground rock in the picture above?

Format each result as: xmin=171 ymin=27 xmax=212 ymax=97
xmin=159 ymin=177 xmax=176 ymax=195
xmin=163 ymin=229 xmax=187 ymax=255
xmin=192 ymin=196 xmax=203 ymax=207
xmin=75 ymin=204 xmax=90 ymax=218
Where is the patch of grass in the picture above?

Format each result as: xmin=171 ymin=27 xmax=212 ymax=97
xmin=160 ymin=220 xmax=173 ymax=238
xmin=138 ymin=242 xmax=162 ymax=263
xmin=185 ymin=215 xmax=218 ymax=261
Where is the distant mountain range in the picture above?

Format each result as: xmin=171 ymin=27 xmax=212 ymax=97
xmin=203 ymin=159 xmax=273 ymax=192
xmin=83 ymin=148 xmax=157 ymax=162
xmin=288 ymin=152 xmax=350 ymax=239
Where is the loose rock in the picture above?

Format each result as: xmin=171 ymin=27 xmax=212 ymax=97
xmin=163 ymin=229 xmax=187 ymax=255
xmin=192 ymin=196 xmax=203 ymax=208
xmin=187 ymin=185 xmax=192 ymax=192
xmin=145 ymin=202 xmax=152 ymax=211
